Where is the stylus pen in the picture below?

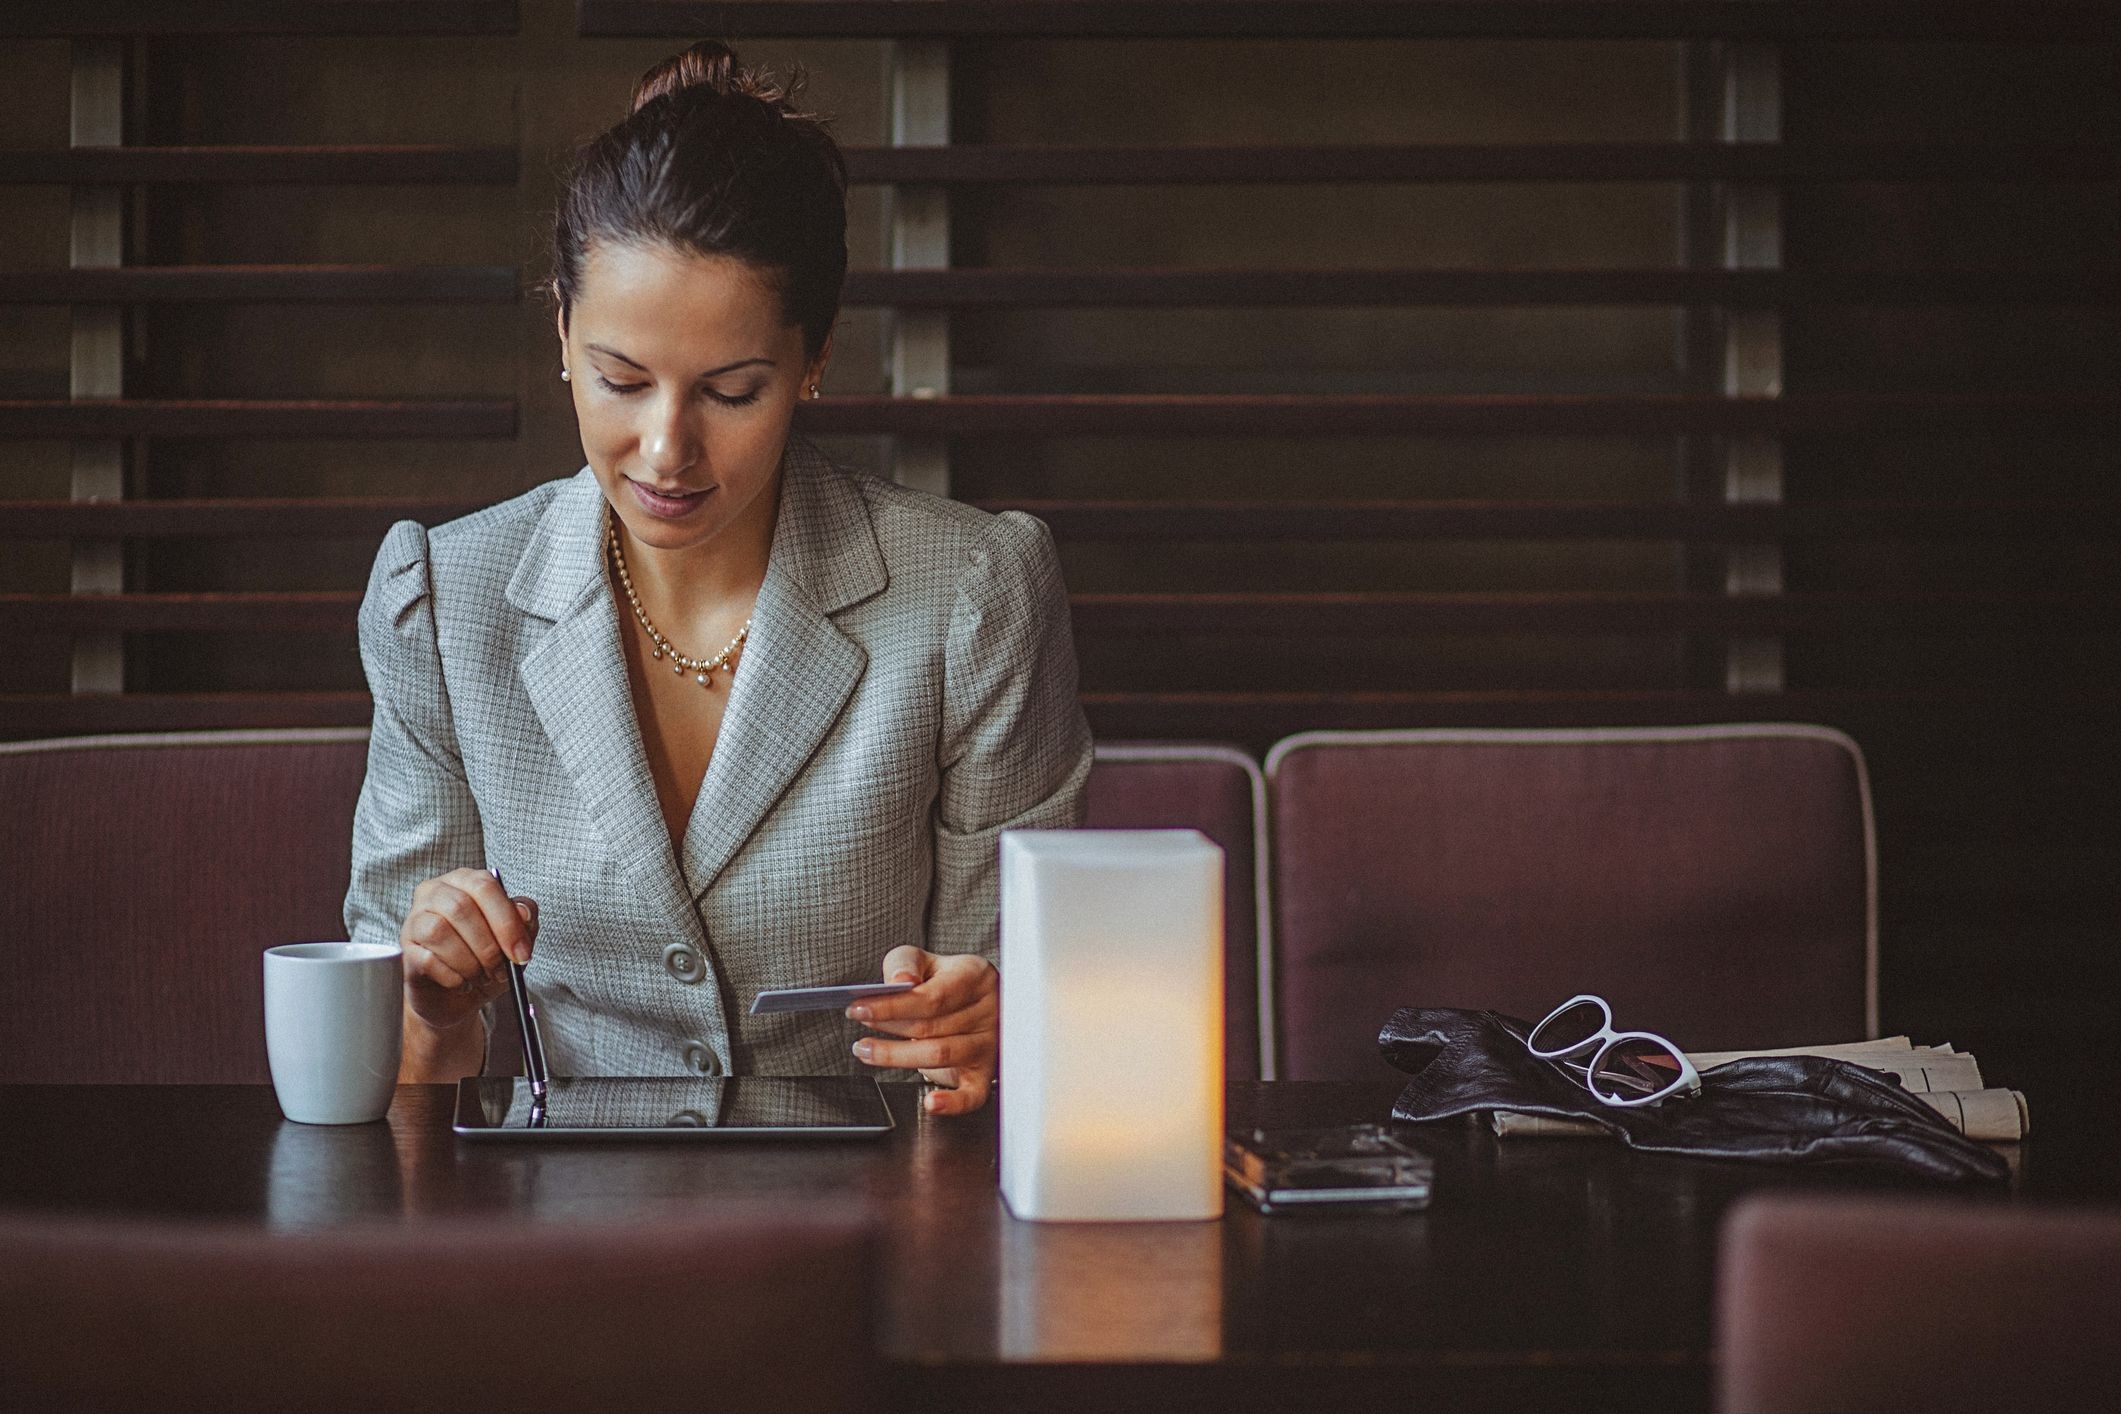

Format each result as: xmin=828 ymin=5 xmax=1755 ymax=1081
xmin=488 ymin=867 xmax=550 ymax=1102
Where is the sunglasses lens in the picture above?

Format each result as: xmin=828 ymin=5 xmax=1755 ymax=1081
xmin=1528 ymin=999 xmax=1604 ymax=1056
xmin=1589 ymin=1036 xmax=1687 ymax=1103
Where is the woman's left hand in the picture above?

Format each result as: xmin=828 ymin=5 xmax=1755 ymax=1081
xmin=847 ymin=945 xmax=997 ymax=1116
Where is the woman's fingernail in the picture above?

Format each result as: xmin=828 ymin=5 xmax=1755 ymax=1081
xmin=852 ymin=1040 xmax=874 ymax=1060
xmin=847 ymin=1004 xmax=872 ymax=1021
xmin=893 ymin=972 xmax=918 ymax=985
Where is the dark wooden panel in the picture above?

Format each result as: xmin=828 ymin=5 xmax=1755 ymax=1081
xmin=0 ymin=266 xmax=520 ymax=305
xmin=0 ymin=500 xmax=483 ymax=538
xmin=0 ymin=2 xmax=518 ymax=35
xmin=794 ymin=394 xmax=2121 ymax=437
xmin=7 ymin=590 xmax=2102 ymax=638
xmin=580 ymin=2 xmax=2119 ymax=43
xmin=844 ymin=268 xmax=2121 ymax=309
xmin=0 ymin=400 xmax=516 ymax=439
xmin=974 ymin=500 xmax=2121 ymax=542
xmin=840 ymin=143 xmax=2120 ymax=186
xmin=0 ymin=147 xmax=518 ymax=185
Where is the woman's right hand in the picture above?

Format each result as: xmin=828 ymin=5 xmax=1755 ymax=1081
xmin=399 ymin=868 xmax=539 ymax=1034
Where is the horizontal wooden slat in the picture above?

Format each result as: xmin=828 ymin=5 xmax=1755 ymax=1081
xmin=6 ymin=686 xmax=2115 ymax=744
xmin=2 ymin=594 xmax=360 ymax=633
xmin=580 ymin=2 xmax=2119 ymax=43
xmin=6 ymin=591 xmax=2106 ymax=637
xmin=17 ymin=394 xmax=2096 ymax=443
xmin=838 ymin=143 xmax=2120 ymax=185
xmin=794 ymin=394 xmax=2120 ymax=437
xmin=1067 ymin=592 xmax=2108 ymax=636
xmin=0 ymin=499 xmax=483 ymax=538
xmin=10 ymin=266 xmax=2108 ymax=310
xmin=0 ymin=400 xmax=515 ymax=439
xmin=0 ymin=147 xmax=517 ymax=185
xmin=5 ymin=498 xmax=2113 ymax=543
xmin=16 ymin=268 xmax=2107 ymax=312
xmin=8 ymin=145 xmax=2104 ymax=189
xmin=0 ymin=2 xmax=518 ymax=35
xmin=974 ymin=500 xmax=2121 ymax=542
xmin=0 ymin=266 xmax=520 ymax=305
xmin=844 ymin=267 xmax=2121 ymax=308
xmin=26 ymin=266 xmax=2105 ymax=311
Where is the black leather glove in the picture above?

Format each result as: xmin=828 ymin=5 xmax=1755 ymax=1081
xmin=1379 ymin=1006 xmax=2010 ymax=1183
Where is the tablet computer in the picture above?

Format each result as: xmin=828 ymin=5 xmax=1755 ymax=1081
xmin=451 ymin=1075 xmax=896 ymax=1140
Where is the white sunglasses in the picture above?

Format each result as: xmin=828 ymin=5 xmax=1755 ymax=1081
xmin=1525 ymin=994 xmax=1702 ymax=1108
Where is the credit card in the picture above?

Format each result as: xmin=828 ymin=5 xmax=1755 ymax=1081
xmin=748 ymin=981 xmax=917 ymax=1016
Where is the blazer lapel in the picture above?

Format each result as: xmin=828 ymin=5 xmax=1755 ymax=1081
xmin=509 ymin=471 xmax=696 ymax=925
xmin=678 ymin=436 xmax=887 ymax=905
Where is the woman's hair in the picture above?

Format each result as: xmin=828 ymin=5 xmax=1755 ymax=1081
xmin=551 ymin=39 xmax=848 ymax=362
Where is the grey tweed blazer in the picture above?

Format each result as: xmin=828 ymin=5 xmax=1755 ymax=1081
xmin=343 ymin=434 xmax=1093 ymax=1079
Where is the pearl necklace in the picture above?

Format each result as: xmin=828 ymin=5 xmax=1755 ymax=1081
xmin=606 ymin=525 xmax=752 ymax=690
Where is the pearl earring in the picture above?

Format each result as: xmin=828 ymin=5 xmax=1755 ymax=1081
xmin=561 ymin=368 xmax=571 ymax=382
xmin=809 ymin=383 xmax=819 ymax=398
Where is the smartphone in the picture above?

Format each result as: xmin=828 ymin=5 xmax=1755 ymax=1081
xmin=1223 ymin=1123 xmax=1434 ymax=1215
xmin=748 ymin=981 xmax=918 ymax=1016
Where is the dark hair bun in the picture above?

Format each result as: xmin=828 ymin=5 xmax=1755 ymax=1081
xmin=630 ymin=39 xmax=801 ymax=116
xmin=557 ymin=36 xmax=846 ymax=361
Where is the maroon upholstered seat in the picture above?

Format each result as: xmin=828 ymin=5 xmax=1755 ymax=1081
xmin=1717 ymin=1194 xmax=2121 ymax=1414
xmin=1085 ymin=743 xmax=1271 ymax=1080
xmin=1265 ymin=726 xmax=1875 ymax=1080
xmin=0 ymin=730 xmax=374 ymax=1083
xmin=0 ymin=1208 xmax=876 ymax=1412
xmin=1 ymin=730 xmax=1273 ymax=1086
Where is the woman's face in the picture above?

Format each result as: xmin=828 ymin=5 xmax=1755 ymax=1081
xmin=559 ymin=240 xmax=829 ymax=557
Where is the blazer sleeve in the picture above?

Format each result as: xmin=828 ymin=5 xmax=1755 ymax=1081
xmin=925 ymin=510 xmax=1095 ymax=967
xmin=343 ymin=521 xmax=490 ymax=1044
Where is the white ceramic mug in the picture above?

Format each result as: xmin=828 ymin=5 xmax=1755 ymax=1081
xmin=263 ymin=942 xmax=403 ymax=1124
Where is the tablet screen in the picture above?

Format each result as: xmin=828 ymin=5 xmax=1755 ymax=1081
xmin=452 ymin=1076 xmax=895 ymax=1138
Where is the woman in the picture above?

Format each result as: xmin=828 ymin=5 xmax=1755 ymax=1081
xmin=343 ymin=40 xmax=1092 ymax=1117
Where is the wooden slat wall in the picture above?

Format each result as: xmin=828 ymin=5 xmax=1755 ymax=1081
xmin=0 ymin=4 xmax=530 ymax=708
xmin=0 ymin=2 xmax=2110 ymax=724
xmin=0 ymin=2 xmax=2114 ymax=1084
xmin=0 ymin=3 xmax=2112 ymax=723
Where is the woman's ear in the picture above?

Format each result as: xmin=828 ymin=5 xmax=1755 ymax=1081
xmin=554 ymin=301 xmax=575 ymax=385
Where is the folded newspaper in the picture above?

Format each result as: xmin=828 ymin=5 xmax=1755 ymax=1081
xmin=1494 ymin=1036 xmax=2029 ymax=1142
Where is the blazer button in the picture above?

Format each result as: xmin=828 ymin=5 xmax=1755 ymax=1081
xmin=682 ymin=1042 xmax=720 ymax=1076
xmin=663 ymin=942 xmax=706 ymax=984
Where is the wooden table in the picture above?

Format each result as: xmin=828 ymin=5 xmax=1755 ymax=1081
xmin=0 ymin=1080 xmax=2097 ymax=1413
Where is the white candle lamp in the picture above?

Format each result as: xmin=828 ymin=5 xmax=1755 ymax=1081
xmin=998 ymin=829 xmax=1225 ymax=1222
